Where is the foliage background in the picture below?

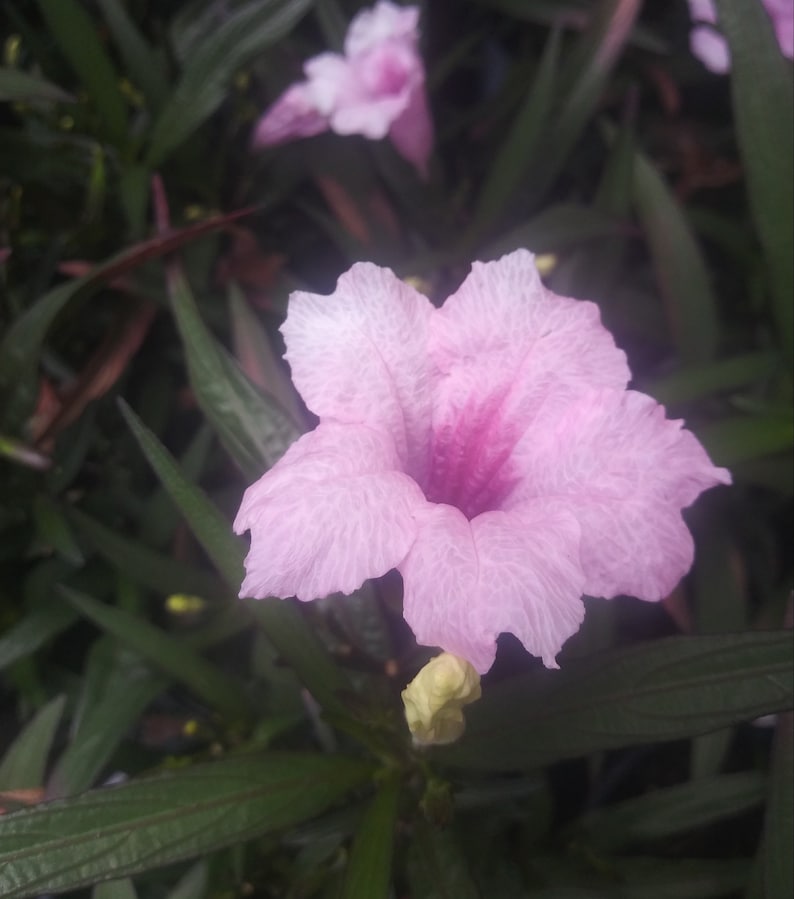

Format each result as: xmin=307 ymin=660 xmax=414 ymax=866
xmin=0 ymin=1 xmax=792 ymax=897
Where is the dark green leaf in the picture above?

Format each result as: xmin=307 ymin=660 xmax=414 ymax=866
xmin=0 ymin=67 xmax=74 ymax=103
xmin=95 ymin=0 xmax=168 ymax=112
xmin=0 ymin=752 xmax=373 ymax=898
xmin=35 ymin=0 xmax=127 ymax=145
xmin=146 ymin=0 xmax=314 ymax=165
xmin=440 ymin=631 xmax=793 ymax=770
xmin=633 ymin=149 xmax=719 ymax=363
xmin=0 ymin=695 xmax=66 ymax=791
xmin=0 ymin=605 xmax=78 ymax=673
xmin=697 ymin=414 xmax=793 ymax=467
xmin=166 ymin=265 xmax=298 ymax=479
xmin=575 ymin=772 xmax=766 ymax=852
xmin=62 ymin=588 xmax=251 ymax=722
xmin=406 ymin=821 xmax=480 ymax=899
xmin=341 ymin=776 xmax=399 ymax=899
xmin=93 ymin=879 xmax=137 ymax=899
xmin=715 ymin=0 xmax=794 ymax=362
xmin=69 ymin=506 xmax=228 ymax=600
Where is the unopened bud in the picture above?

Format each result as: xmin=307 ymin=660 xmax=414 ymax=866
xmin=401 ymin=653 xmax=481 ymax=747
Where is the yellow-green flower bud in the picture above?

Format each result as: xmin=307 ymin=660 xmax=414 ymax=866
xmin=401 ymin=653 xmax=481 ymax=747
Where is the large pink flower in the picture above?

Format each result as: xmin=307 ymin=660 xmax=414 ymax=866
xmin=252 ymin=1 xmax=433 ymax=176
xmin=234 ymin=251 xmax=730 ymax=673
xmin=688 ymin=0 xmax=793 ymax=73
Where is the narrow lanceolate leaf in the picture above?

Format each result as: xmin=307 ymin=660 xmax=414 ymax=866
xmin=95 ymin=0 xmax=168 ymax=112
xmin=0 ymin=605 xmax=78 ymax=673
xmin=715 ymin=0 xmax=794 ymax=362
xmin=146 ymin=0 xmax=314 ymax=165
xmin=0 ymin=695 xmax=66 ymax=791
xmin=0 ymin=753 xmax=373 ymax=898
xmin=35 ymin=0 xmax=127 ymax=145
xmin=166 ymin=265 xmax=298 ymax=480
xmin=0 ymin=68 xmax=74 ymax=103
xmin=533 ymin=0 xmax=641 ymax=197
xmin=62 ymin=588 xmax=251 ymax=722
xmin=47 ymin=654 xmax=166 ymax=798
xmin=118 ymin=400 xmax=246 ymax=587
xmin=466 ymin=28 xmax=561 ymax=244
xmin=440 ymin=631 xmax=793 ymax=770
xmin=575 ymin=771 xmax=766 ymax=852
xmin=341 ymin=777 xmax=400 ymax=899
xmin=633 ymin=149 xmax=719 ymax=364
xmin=119 ymin=402 xmax=351 ymax=715
xmin=68 ymin=506 xmax=228 ymax=600
xmin=0 ymin=207 xmax=253 ymax=413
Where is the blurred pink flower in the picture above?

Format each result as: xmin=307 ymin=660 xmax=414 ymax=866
xmin=252 ymin=1 xmax=433 ymax=176
xmin=234 ymin=251 xmax=730 ymax=673
xmin=688 ymin=0 xmax=793 ymax=73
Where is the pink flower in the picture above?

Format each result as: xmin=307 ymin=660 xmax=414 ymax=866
xmin=688 ymin=0 xmax=793 ymax=73
xmin=252 ymin=2 xmax=433 ymax=176
xmin=234 ymin=251 xmax=730 ymax=673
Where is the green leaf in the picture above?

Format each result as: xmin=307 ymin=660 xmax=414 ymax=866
xmin=405 ymin=821 xmax=480 ymax=899
xmin=0 ymin=208 xmax=254 ymax=426
xmin=341 ymin=776 xmax=399 ymax=899
xmin=228 ymin=282 xmax=305 ymax=427
xmin=575 ymin=772 xmax=766 ymax=852
xmin=166 ymin=265 xmax=298 ymax=479
xmin=633 ymin=149 xmax=719 ymax=363
xmin=118 ymin=400 xmax=246 ymax=587
xmin=0 ymin=752 xmax=373 ymax=898
xmin=34 ymin=0 xmax=127 ymax=145
xmin=47 ymin=650 xmax=166 ymax=798
xmin=643 ymin=351 xmax=781 ymax=406
xmin=165 ymin=861 xmax=208 ymax=899
xmin=532 ymin=0 xmax=641 ymax=197
xmin=715 ymin=0 xmax=794 ymax=362
xmin=0 ymin=695 xmax=66 ymax=791
xmin=0 ymin=605 xmax=78 ymax=673
xmin=62 ymin=587 xmax=251 ymax=723
xmin=69 ymin=506 xmax=228 ymax=599
xmin=440 ymin=631 xmax=793 ymax=770
xmin=697 ymin=414 xmax=794 ymax=467
xmin=466 ymin=29 xmax=561 ymax=243
xmin=95 ymin=0 xmax=168 ymax=112
xmin=146 ymin=0 xmax=314 ymax=166
xmin=93 ymin=879 xmax=138 ymax=899
xmin=119 ymin=402 xmax=350 ymax=715
xmin=32 ymin=495 xmax=84 ymax=566
xmin=481 ymin=203 xmax=619 ymax=260
xmin=0 ymin=67 xmax=74 ymax=103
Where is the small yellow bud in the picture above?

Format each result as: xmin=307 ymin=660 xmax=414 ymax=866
xmin=165 ymin=594 xmax=206 ymax=614
xmin=401 ymin=653 xmax=481 ymax=747
xmin=534 ymin=253 xmax=557 ymax=276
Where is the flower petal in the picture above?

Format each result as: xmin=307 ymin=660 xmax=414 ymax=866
xmin=282 ymin=262 xmax=435 ymax=476
xmin=507 ymin=388 xmax=731 ymax=600
xmin=388 ymin=77 xmax=433 ymax=176
xmin=345 ymin=1 xmax=420 ymax=56
xmin=251 ymin=83 xmax=329 ymax=147
xmin=234 ymin=423 xmax=425 ymax=601
xmin=422 ymin=250 xmax=630 ymax=517
xmin=400 ymin=501 xmax=586 ymax=673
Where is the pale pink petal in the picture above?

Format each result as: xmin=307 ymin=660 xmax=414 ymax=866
xmin=400 ymin=501 xmax=586 ymax=673
xmin=388 ymin=78 xmax=433 ymax=176
xmin=422 ymin=250 xmax=630 ymax=518
xmin=327 ymin=41 xmax=420 ymax=139
xmin=345 ymin=1 xmax=420 ymax=56
xmin=304 ymin=52 xmax=354 ymax=116
xmin=234 ymin=423 xmax=425 ymax=601
xmin=690 ymin=24 xmax=730 ymax=73
xmin=282 ymin=262 xmax=435 ymax=475
xmin=765 ymin=0 xmax=794 ymax=57
xmin=506 ymin=388 xmax=731 ymax=601
xmin=251 ymin=83 xmax=329 ymax=147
